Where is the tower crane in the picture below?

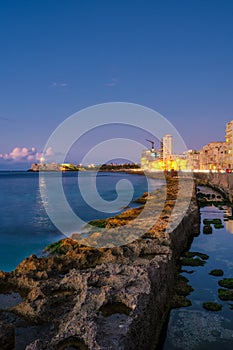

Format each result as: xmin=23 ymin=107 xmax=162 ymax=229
xmin=146 ymin=139 xmax=155 ymax=152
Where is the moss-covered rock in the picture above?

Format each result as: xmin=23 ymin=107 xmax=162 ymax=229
xmin=203 ymin=225 xmax=213 ymax=234
xmin=218 ymin=278 xmax=233 ymax=289
xmin=213 ymin=219 xmax=222 ymax=224
xmin=202 ymin=302 xmax=222 ymax=311
xmin=214 ymin=223 xmax=224 ymax=229
xmin=184 ymin=251 xmax=209 ymax=260
xmin=218 ymin=288 xmax=233 ymax=301
xmin=45 ymin=240 xmax=64 ymax=254
xmin=88 ymin=219 xmax=108 ymax=228
xmin=209 ymin=269 xmax=224 ymax=277
xmin=202 ymin=218 xmax=224 ymax=230
xmin=171 ymin=275 xmax=193 ymax=308
xmin=44 ymin=238 xmax=84 ymax=255
xmin=181 ymin=257 xmax=206 ymax=267
xmin=171 ymin=295 xmax=192 ymax=308
xmin=181 ymin=269 xmax=194 ymax=274
xmin=203 ymin=219 xmax=212 ymax=225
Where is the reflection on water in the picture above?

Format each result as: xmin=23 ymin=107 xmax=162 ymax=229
xmin=0 ymin=171 xmax=164 ymax=271
xmin=162 ymin=186 xmax=233 ymax=350
xmin=225 ymin=220 xmax=233 ymax=234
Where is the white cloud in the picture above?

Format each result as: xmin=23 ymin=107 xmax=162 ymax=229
xmin=105 ymin=78 xmax=118 ymax=87
xmin=51 ymin=82 xmax=68 ymax=87
xmin=0 ymin=147 xmax=54 ymax=163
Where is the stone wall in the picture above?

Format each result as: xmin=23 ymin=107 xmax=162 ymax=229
xmin=195 ymin=173 xmax=233 ymax=202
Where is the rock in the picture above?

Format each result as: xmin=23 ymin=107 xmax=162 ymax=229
xmin=181 ymin=257 xmax=206 ymax=267
xmin=202 ymin=302 xmax=222 ymax=311
xmin=218 ymin=278 xmax=233 ymax=289
xmin=209 ymin=269 xmax=224 ymax=277
xmin=218 ymin=288 xmax=233 ymax=301
xmin=203 ymin=225 xmax=212 ymax=234
xmin=25 ymin=339 xmax=46 ymax=350
xmin=0 ymin=321 xmax=15 ymax=350
xmin=184 ymin=252 xmax=209 ymax=260
xmin=0 ymin=181 xmax=200 ymax=349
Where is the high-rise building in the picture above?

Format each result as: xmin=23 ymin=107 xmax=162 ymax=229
xmin=161 ymin=134 xmax=173 ymax=161
xmin=225 ymin=120 xmax=233 ymax=169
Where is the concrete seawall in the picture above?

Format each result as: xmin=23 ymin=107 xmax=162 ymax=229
xmin=195 ymin=173 xmax=233 ymax=201
xmin=0 ymin=181 xmax=200 ymax=350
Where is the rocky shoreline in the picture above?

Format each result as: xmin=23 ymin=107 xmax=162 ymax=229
xmin=0 ymin=178 xmax=199 ymax=350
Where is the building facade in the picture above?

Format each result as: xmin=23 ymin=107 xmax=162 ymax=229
xmin=161 ymin=134 xmax=173 ymax=161
xmin=198 ymin=142 xmax=227 ymax=171
xmin=225 ymin=120 xmax=233 ymax=169
xmin=184 ymin=150 xmax=200 ymax=171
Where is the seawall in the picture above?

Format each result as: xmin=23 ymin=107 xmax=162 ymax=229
xmin=0 ymin=179 xmax=199 ymax=350
xmin=195 ymin=173 xmax=233 ymax=202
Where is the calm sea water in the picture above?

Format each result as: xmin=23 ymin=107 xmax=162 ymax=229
xmin=162 ymin=186 xmax=233 ymax=350
xmin=0 ymin=171 xmax=163 ymax=272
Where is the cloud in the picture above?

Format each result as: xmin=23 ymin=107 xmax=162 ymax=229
xmin=0 ymin=117 xmax=9 ymax=121
xmin=51 ymin=82 xmax=68 ymax=87
xmin=105 ymin=78 xmax=118 ymax=87
xmin=0 ymin=147 xmax=54 ymax=163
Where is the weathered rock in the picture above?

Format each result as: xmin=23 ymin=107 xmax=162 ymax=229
xmin=0 ymin=179 xmax=199 ymax=349
xmin=0 ymin=321 xmax=15 ymax=350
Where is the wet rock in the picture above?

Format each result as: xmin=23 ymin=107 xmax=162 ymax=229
xmin=218 ymin=278 xmax=233 ymax=289
xmin=202 ymin=302 xmax=222 ymax=311
xmin=209 ymin=269 xmax=224 ymax=277
xmin=218 ymin=288 xmax=233 ymax=301
xmin=181 ymin=257 xmax=206 ymax=267
xmin=171 ymin=275 xmax=193 ymax=308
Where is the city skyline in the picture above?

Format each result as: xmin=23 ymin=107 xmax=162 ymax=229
xmin=1 ymin=0 xmax=233 ymax=169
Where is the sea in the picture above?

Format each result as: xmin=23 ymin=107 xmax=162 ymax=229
xmin=2 ymin=172 xmax=233 ymax=349
xmin=0 ymin=171 xmax=163 ymax=272
xmin=161 ymin=185 xmax=233 ymax=350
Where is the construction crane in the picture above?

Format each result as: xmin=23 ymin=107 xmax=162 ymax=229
xmin=146 ymin=139 xmax=155 ymax=152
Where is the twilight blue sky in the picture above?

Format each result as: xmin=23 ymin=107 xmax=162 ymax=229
xmin=0 ymin=0 xmax=233 ymax=169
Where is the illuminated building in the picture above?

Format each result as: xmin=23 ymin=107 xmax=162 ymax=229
xmin=161 ymin=134 xmax=173 ymax=161
xmin=225 ymin=120 xmax=233 ymax=169
xmin=199 ymin=142 xmax=227 ymax=171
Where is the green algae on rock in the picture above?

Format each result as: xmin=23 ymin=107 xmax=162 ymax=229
xmin=184 ymin=252 xmax=209 ymax=260
xmin=203 ymin=225 xmax=213 ymax=234
xmin=202 ymin=218 xmax=224 ymax=229
xmin=218 ymin=288 xmax=233 ymax=301
xmin=209 ymin=269 xmax=224 ymax=277
xmin=218 ymin=278 xmax=233 ymax=289
xmin=171 ymin=275 xmax=193 ymax=308
xmin=202 ymin=302 xmax=222 ymax=311
xmin=181 ymin=257 xmax=206 ymax=267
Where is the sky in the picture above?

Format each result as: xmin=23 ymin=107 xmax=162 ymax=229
xmin=0 ymin=0 xmax=233 ymax=169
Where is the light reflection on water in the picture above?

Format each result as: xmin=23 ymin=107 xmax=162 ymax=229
xmin=0 ymin=171 xmax=164 ymax=272
xmin=162 ymin=186 xmax=233 ymax=350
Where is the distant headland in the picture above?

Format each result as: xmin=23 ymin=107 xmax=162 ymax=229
xmin=28 ymin=162 xmax=141 ymax=172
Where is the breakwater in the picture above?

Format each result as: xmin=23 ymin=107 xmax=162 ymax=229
xmin=195 ymin=173 xmax=233 ymax=202
xmin=0 ymin=179 xmax=199 ymax=350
